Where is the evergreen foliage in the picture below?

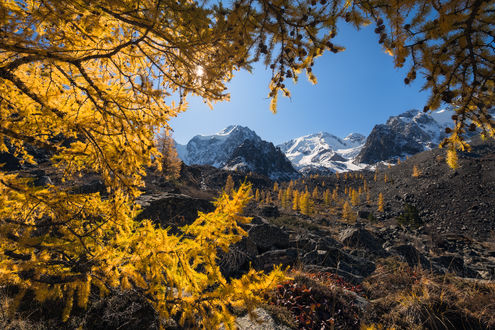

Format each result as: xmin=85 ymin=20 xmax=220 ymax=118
xmin=397 ymin=204 xmax=423 ymax=228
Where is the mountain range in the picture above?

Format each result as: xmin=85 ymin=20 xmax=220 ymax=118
xmin=175 ymin=108 xmax=460 ymax=178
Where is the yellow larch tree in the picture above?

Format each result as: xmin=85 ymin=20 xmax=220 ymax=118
xmin=412 ymin=165 xmax=421 ymax=178
xmin=378 ymin=193 xmax=385 ymax=212
xmin=265 ymin=192 xmax=272 ymax=204
xmin=323 ymin=188 xmax=331 ymax=206
xmin=312 ymin=186 xmax=319 ymax=200
xmin=284 ymin=187 xmax=293 ymax=209
xmin=332 ymin=187 xmax=339 ymax=201
xmin=299 ymin=191 xmax=313 ymax=216
xmin=351 ymin=188 xmax=360 ymax=206
xmin=255 ymin=188 xmax=261 ymax=203
xmin=342 ymin=201 xmax=355 ymax=223
xmin=224 ymin=174 xmax=235 ymax=196
xmin=292 ymin=190 xmax=300 ymax=211
xmin=157 ymin=130 xmax=182 ymax=180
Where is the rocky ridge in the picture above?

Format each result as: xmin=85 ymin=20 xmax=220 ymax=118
xmin=176 ymin=125 xmax=298 ymax=180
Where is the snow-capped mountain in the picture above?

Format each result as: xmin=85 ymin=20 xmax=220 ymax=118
xmin=356 ymin=109 xmax=454 ymax=164
xmin=176 ymin=125 xmax=298 ymax=180
xmin=181 ymin=125 xmax=261 ymax=167
xmin=224 ymin=139 xmax=299 ymax=180
xmin=278 ymin=132 xmax=366 ymax=174
xmin=173 ymin=108 xmax=470 ymax=177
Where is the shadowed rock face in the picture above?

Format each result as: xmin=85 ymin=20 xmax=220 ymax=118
xmin=177 ymin=125 xmax=298 ymax=180
xmin=356 ymin=109 xmax=455 ymax=164
xmin=0 ymin=151 xmax=21 ymax=171
xmin=356 ymin=124 xmax=426 ymax=164
xmin=224 ymin=139 xmax=299 ymax=180
xmin=185 ymin=125 xmax=261 ymax=167
xmin=136 ymin=193 xmax=214 ymax=232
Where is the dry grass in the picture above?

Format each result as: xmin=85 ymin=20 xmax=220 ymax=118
xmin=362 ymin=258 xmax=495 ymax=329
xmin=0 ymin=287 xmax=44 ymax=330
xmin=2 ymin=260 xmax=494 ymax=329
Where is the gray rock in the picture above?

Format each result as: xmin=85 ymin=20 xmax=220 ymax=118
xmin=253 ymin=248 xmax=300 ymax=272
xmin=74 ymin=179 xmax=106 ymax=194
xmin=432 ymin=255 xmax=479 ymax=278
xmin=235 ymin=308 xmax=290 ymax=330
xmin=302 ymin=247 xmax=376 ymax=278
xmin=339 ymin=228 xmax=386 ymax=255
xmin=136 ymin=193 xmax=214 ymax=232
xmin=33 ymin=175 xmax=52 ymax=187
xmin=248 ymin=223 xmax=289 ymax=253
xmin=261 ymin=205 xmax=280 ymax=218
xmin=0 ymin=151 xmax=21 ymax=171
xmin=357 ymin=210 xmax=371 ymax=219
xmin=389 ymin=244 xmax=431 ymax=269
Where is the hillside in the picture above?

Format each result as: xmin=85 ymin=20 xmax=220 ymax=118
xmin=138 ymin=137 xmax=495 ymax=328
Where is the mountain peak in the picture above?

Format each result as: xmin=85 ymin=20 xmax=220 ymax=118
xmin=278 ymin=131 xmax=367 ymax=173
xmin=344 ymin=133 xmax=366 ymax=145
xmin=357 ymin=108 xmax=457 ymax=164
xmin=218 ymin=125 xmax=252 ymax=135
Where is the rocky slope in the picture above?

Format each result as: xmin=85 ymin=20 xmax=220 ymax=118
xmin=144 ymin=137 xmax=495 ymax=283
xmin=6 ymin=136 xmax=494 ymax=329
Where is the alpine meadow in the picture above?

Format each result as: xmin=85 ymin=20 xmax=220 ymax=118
xmin=0 ymin=0 xmax=494 ymax=329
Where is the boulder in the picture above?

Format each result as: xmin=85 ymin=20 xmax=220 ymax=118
xmin=236 ymin=308 xmax=291 ymax=330
xmin=339 ymin=228 xmax=386 ymax=255
xmin=432 ymin=255 xmax=479 ymax=278
xmin=357 ymin=210 xmax=371 ymax=219
xmin=253 ymin=248 xmax=300 ymax=272
xmin=73 ymin=179 xmax=106 ymax=194
xmin=260 ymin=205 xmax=280 ymax=218
xmin=248 ymin=223 xmax=289 ymax=253
xmin=388 ymin=244 xmax=431 ymax=269
xmin=136 ymin=193 xmax=214 ymax=232
xmin=302 ymin=247 xmax=376 ymax=278
xmin=0 ymin=151 xmax=21 ymax=171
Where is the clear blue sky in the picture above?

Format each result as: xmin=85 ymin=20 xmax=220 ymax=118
xmin=170 ymin=22 xmax=429 ymax=145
